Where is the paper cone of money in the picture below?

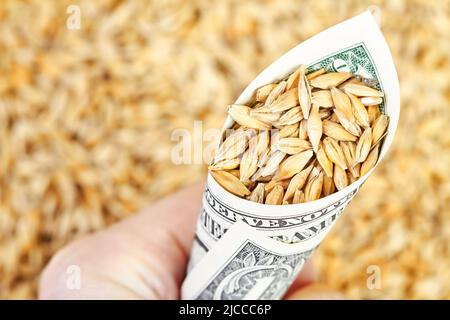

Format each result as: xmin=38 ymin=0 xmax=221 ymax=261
xmin=182 ymin=10 xmax=400 ymax=300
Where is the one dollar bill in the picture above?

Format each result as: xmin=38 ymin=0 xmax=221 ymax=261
xmin=182 ymin=10 xmax=400 ymax=300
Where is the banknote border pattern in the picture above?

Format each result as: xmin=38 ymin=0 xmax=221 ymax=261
xmin=203 ymin=186 xmax=358 ymax=230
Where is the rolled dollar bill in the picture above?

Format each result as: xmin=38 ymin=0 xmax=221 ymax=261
xmin=182 ymin=10 xmax=400 ymax=300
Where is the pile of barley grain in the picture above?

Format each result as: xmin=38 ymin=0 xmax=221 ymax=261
xmin=210 ymin=67 xmax=388 ymax=204
xmin=0 ymin=0 xmax=448 ymax=299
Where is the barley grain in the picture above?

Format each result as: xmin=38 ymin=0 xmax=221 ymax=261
xmin=265 ymin=179 xmax=289 ymax=192
xmin=248 ymin=183 xmax=265 ymax=203
xmin=298 ymin=65 xmax=312 ymax=119
xmin=333 ymin=165 xmax=348 ymax=191
xmin=286 ymin=68 xmax=300 ymax=90
xmin=279 ymin=123 xmax=299 ymax=138
xmin=292 ymin=189 xmax=305 ymax=204
xmin=334 ymin=108 xmax=362 ymax=136
xmin=260 ymin=150 xmax=286 ymax=177
xmin=277 ymin=138 xmax=312 ymax=155
xmin=348 ymin=92 xmax=370 ymax=128
xmin=360 ymin=144 xmax=379 ymax=176
xmin=307 ymin=105 xmax=322 ymax=152
xmin=305 ymin=172 xmax=324 ymax=201
xmin=272 ymin=150 xmax=313 ymax=181
xmin=355 ymin=128 xmax=372 ymax=163
xmin=284 ymin=164 xmax=314 ymax=200
xmin=228 ymin=105 xmax=271 ymax=130
xmin=264 ymin=81 xmax=287 ymax=107
xmin=331 ymin=87 xmax=355 ymax=122
xmin=323 ymin=137 xmax=347 ymax=170
xmin=298 ymin=119 xmax=308 ymax=140
xmin=276 ymin=107 xmax=303 ymax=126
xmin=312 ymin=90 xmax=334 ymax=108
xmin=209 ymin=158 xmax=240 ymax=171
xmin=322 ymin=174 xmax=336 ymax=196
xmin=306 ymin=68 xmax=326 ymax=80
xmin=265 ymin=184 xmax=284 ymax=205
xmin=367 ymin=105 xmax=381 ymax=125
xmin=211 ymin=171 xmax=251 ymax=197
xmin=256 ymin=84 xmax=277 ymax=102
xmin=250 ymin=110 xmax=281 ymax=124
xmin=372 ymin=115 xmax=389 ymax=145
xmin=361 ymin=96 xmax=383 ymax=106
xmin=310 ymin=72 xmax=352 ymax=89
xmin=316 ymin=143 xmax=334 ymax=178
xmin=269 ymin=89 xmax=299 ymax=113
xmin=343 ymin=83 xmax=384 ymax=97
xmin=323 ymin=120 xmax=357 ymax=141
xmin=239 ymin=149 xmax=258 ymax=181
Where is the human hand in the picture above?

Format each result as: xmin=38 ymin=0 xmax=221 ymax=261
xmin=39 ymin=182 xmax=344 ymax=299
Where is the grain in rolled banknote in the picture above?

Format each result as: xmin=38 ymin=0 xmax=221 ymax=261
xmin=209 ymin=66 xmax=389 ymax=204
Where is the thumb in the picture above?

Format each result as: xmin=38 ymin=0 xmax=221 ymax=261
xmin=285 ymin=284 xmax=346 ymax=300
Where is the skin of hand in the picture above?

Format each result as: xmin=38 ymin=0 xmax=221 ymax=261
xmin=39 ymin=182 xmax=344 ymax=300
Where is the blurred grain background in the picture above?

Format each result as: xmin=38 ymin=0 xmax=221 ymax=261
xmin=0 ymin=0 xmax=449 ymax=299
